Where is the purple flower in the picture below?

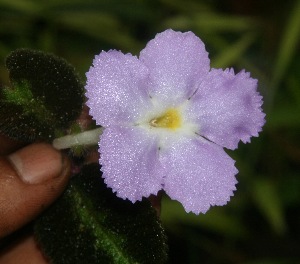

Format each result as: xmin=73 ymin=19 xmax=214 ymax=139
xmin=85 ymin=29 xmax=265 ymax=214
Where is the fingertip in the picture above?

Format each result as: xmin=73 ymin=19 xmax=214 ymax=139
xmin=0 ymin=233 xmax=48 ymax=264
xmin=0 ymin=144 xmax=71 ymax=238
xmin=8 ymin=143 xmax=69 ymax=185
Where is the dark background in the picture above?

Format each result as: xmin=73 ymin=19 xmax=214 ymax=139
xmin=1 ymin=0 xmax=300 ymax=263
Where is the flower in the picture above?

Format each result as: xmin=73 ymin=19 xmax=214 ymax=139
xmin=85 ymin=29 xmax=265 ymax=214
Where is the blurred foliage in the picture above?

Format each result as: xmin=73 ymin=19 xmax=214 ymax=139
xmin=0 ymin=0 xmax=300 ymax=263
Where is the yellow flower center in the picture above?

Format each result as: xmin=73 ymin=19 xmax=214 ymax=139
xmin=150 ymin=108 xmax=181 ymax=130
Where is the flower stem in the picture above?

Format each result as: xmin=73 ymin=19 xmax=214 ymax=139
xmin=53 ymin=127 xmax=103 ymax=150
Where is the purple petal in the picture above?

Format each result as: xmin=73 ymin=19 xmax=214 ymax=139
xmin=99 ymin=125 xmax=163 ymax=202
xmin=161 ymin=137 xmax=238 ymax=214
xmin=186 ymin=69 xmax=265 ymax=150
xmin=85 ymin=50 xmax=151 ymax=127
xmin=139 ymin=29 xmax=210 ymax=105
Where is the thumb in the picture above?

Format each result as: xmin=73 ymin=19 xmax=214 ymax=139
xmin=0 ymin=143 xmax=70 ymax=238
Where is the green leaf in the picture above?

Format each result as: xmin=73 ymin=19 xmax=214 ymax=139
xmin=211 ymin=33 xmax=256 ymax=68
xmin=0 ymin=0 xmax=39 ymax=14
xmin=252 ymin=178 xmax=286 ymax=235
xmin=0 ymin=102 xmax=53 ymax=142
xmin=193 ymin=14 xmax=258 ymax=32
xmin=161 ymin=197 xmax=248 ymax=239
xmin=55 ymin=11 xmax=142 ymax=52
xmin=164 ymin=13 xmax=258 ymax=34
xmin=270 ymin=1 xmax=300 ymax=105
xmin=265 ymin=104 xmax=300 ymax=128
xmin=0 ymin=49 xmax=84 ymax=142
xmin=34 ymin=164 xmax=168 ymax=264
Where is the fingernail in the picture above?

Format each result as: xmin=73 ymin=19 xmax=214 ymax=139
xmin=8 ymin=143 xmax=67 ymax=184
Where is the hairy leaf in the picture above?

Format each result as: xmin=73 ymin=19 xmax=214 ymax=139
xmin=0 ymin=49 xmax=84 ymax=142
xmin=35 ymin=164 xmax=168 ymax=264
